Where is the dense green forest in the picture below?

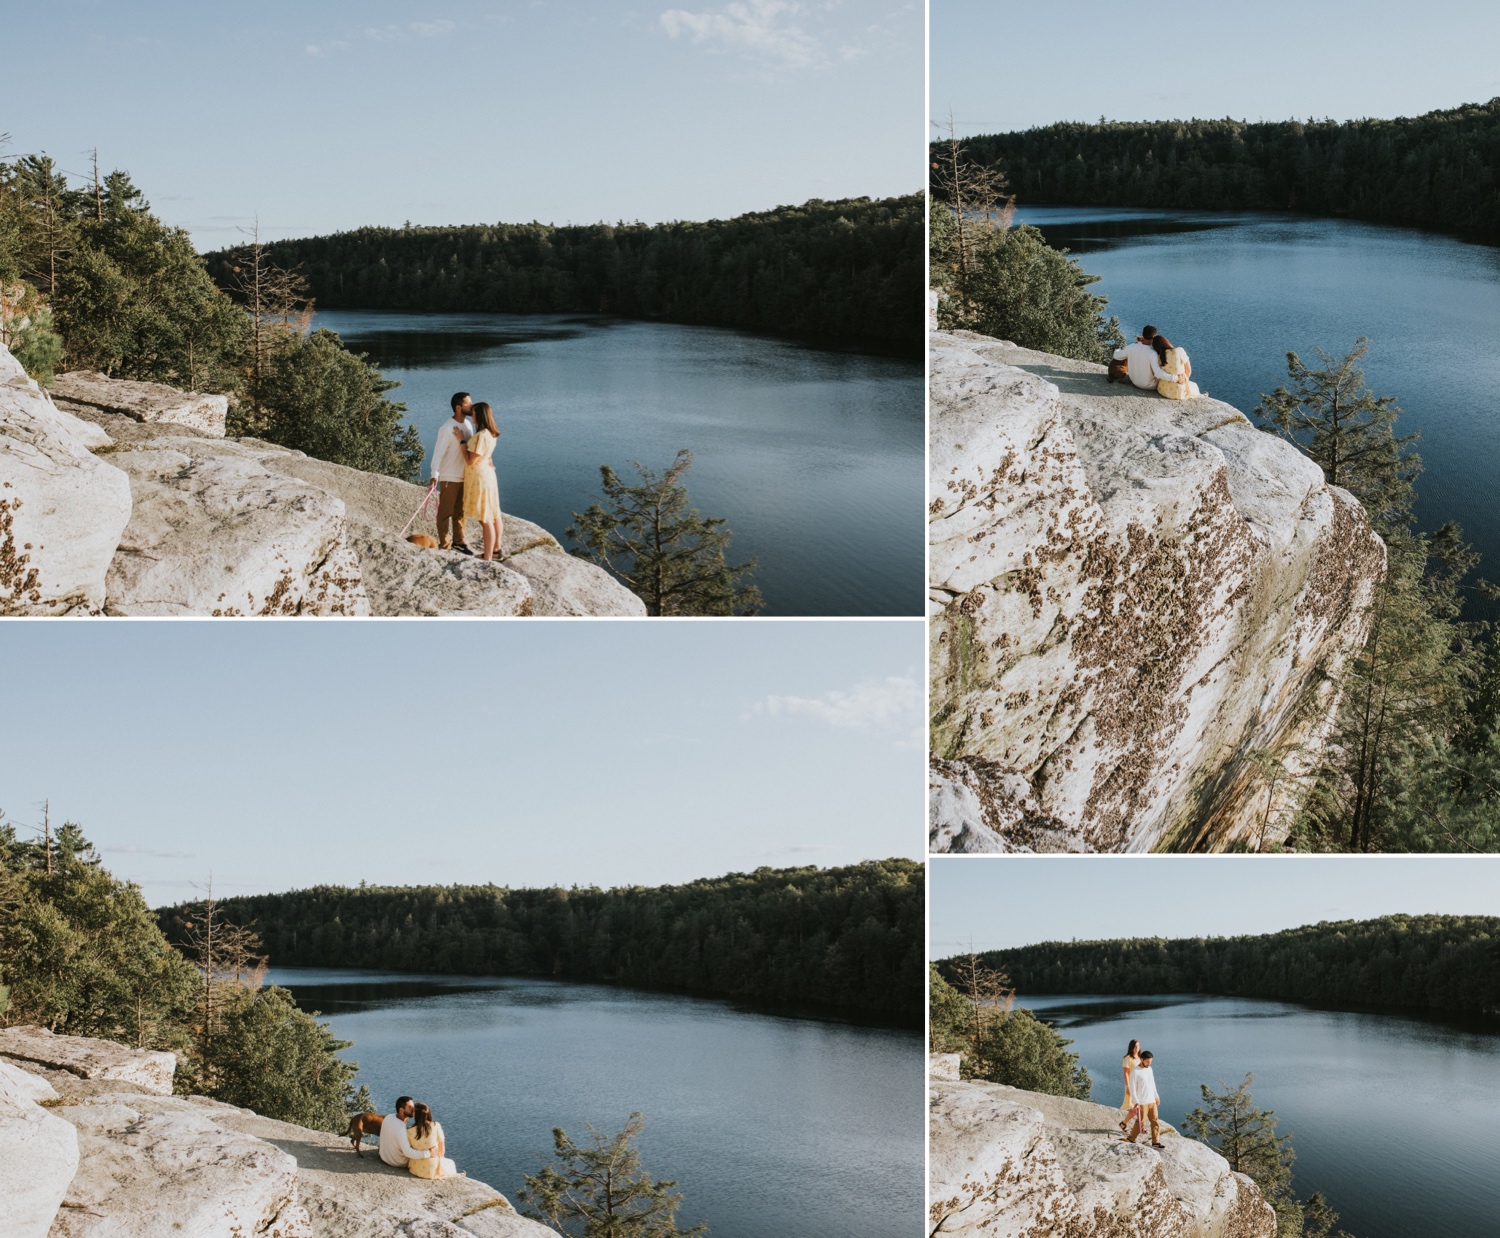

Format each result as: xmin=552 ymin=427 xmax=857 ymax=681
xmin=180 ymin=859 xmax=924 ymax=1025
xmin=0 ymin=152 xmax=421 ymax=478
xmin=0 ymin=815 xmax=370 ymax=1131
xmin=951 ymin=99 xmax=1500 ymax=236
xmin=941 ymin=915 xmax=1500 ymax=1017
xmin=203 ymin=196 xmax=924 ymax=355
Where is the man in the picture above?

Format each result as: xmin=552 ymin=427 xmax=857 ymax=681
xmin=1124 ymin=1050 xmax=1164 ymax=1148
xmin=431 ymin=392 xmax=475 ymax=553
xmin=378 ymin=1095 xmax=433 ymax=1168
xmin=1108 ymin=325 xmax=1173 ymax=390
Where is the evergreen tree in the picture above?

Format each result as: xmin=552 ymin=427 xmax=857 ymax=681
xmin=932 ymin=212 xmax=1122 ymax=363
xmin=928 ymin=966 xmax=1090 ymax=1099
xmin=1184 ymin=1075 xmax=1352 ymax=1238
xmin=1257 ymin=338 xmax=1418 ymax=534
xmin=521 ymin=1112 xmax=708 ymax=1237
xmin=0 ymin=280 xmax=64 ymax=383
xmin=204 ymin=986 xmax=370 ymax=1132
xmin=568 ymin=449 xmax=761 ymax=615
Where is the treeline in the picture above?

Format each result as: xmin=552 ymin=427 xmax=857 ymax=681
xmin=953 ymin=98 xmax=1500 ymax=236
xmin=185 ymin=859 xmax=925 ymax=1024
xmin=944 ymin=915 xmax=1500 ymax=1017
xmin=203 ymin=196 xmax=925 ymax=355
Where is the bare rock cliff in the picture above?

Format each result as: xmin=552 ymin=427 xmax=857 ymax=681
xmin=0 ymin=343 xmax=643 ymax=617
xmin=929 ymin=1059 xmax=1276 ymax=1238
xmin=0 ymin=1029 xmax=557 ymax=1238
xmin=928 ymin=330 xmax=1386 ymax=852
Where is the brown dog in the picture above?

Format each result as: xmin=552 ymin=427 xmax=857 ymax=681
xmin=407 ymin=534 xmax=438 ymax=549
xmin=346 ymin=1112 xmax=384 ymax=1156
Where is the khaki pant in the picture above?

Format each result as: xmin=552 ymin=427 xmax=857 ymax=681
xmin=436 ymin=480 xmax=468 ymax=550
xmin=1128 ymin=1102 xmax=1160 ymax=1143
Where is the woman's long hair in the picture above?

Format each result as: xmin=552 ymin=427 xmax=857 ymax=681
xmin=472 ymin=401 xmax=499 ymax=437
xmin=1150 ymin=336 xmax=1173 ymax=361
xmin=1126 ymin=1038 xmax=1140 ymax=1060
xmin=412 ymin=1102 xmax=433 ymax=1142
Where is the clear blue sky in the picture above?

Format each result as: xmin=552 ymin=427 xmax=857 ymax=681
xmin=932 ymin=0 xmax=1500 ymax=137
xmin=0 ymin=620 xmax=923 ymax=907
xmin=4 ymin=1 xmax=923 ymax=248
xmin=929 ymin=856 xmax=1500 ymax=958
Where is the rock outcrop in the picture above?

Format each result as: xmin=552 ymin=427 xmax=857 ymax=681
xmin=0 ymin=1031 xmax=558 ymax=1238
xmin=0 ymin=342 xmax=643 ymax=617
xmin=929 ymin=1073 xmax=1277 ymax=1238
xmin=928 ymin=331 xmax=1386 ymax=852
xmin=0 ymin=1061 xmax=79 ymax=1238
xmin=0 ymin=1026 xmax=175 ymax=1095
xmin=0 ymin=348 xmax=132 ymax=614
xmin=51 ymin=370 xmax=230 ymax=437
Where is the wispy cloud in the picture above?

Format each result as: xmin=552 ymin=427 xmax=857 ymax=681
xmin=106 ymin=844 xmax=196 ymax=860
xmin=660 ymin=1 xmax=823 ymax=70
xmin=755 ymin=674 xmax=921 ymax=732
xmin=365 ymin=19 xmax=456 ymax=42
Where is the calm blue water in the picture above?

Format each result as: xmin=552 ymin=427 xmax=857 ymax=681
xmin=269 ymin=967 xmax=923 ymax=1238
xmin=1019 ymin=206 xmax=1500 ymax=619
xmin=1021 ymin=992 xmax=1500 ymax=1238
xmin=312 ymin=310 xmax=924 ymax=616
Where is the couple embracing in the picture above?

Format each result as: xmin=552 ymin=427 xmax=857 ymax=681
xmin=378 ymin=1095 xmax=460 ymax=1180
xmin=430 ymin=391 xmax=504 ymax=560
xmin=1119 ymin=1040 xmax=1164 ymax=1148
xmin=1107 ymin=324 xmax=1202 ymax=400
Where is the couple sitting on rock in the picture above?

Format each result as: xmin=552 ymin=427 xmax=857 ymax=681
xmin=378 ymin=1095 xmax=461 ymax=1179
xmin=1119 ymin=1040 xmax=1165 ymax=1148
xmin=428 ymin=391 xmax=504 ymax=561
xmin=1106 ymin=325 xmax=1202 ymax=400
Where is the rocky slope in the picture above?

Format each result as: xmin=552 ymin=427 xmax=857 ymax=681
xmin=928 ymin=330 xmax=1386 ymax=852
xmin=0 ymin=1027 xmax=557 ymax=1238
xmin=928 ymin=1055 xmax=1276 ymax=1238
xmin=0 ymin=343 xmax=643 ymax=616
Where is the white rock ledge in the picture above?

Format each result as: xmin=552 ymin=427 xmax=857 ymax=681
xmin=930 ymin=1072 xmax=1277 ymax=1238
xmin=928 ymin=331 xmax=1386 ymax=852
xmin=0 ymin=1031 xmax=559 ymax=1238
xmin=0 ymin=342 xmax=644 ymax=617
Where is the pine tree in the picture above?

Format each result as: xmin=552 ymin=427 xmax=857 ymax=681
xmin=520 ymin=1112 xmax=708 ymax=1237
xmin=567 ymin=449 xmax=761 ymax=615
xmin=1184 ymin=1075 xmax=1301 ymax=1234
xmin=1257 ymin=338 xmax=1419 ymax=533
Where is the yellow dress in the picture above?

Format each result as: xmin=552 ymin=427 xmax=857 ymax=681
xmin=1156 ymin=348 xmax=1202 ymax=400
xmin=1121 ymin=1054 xmax=1139 ymax=1108
xmin=462 ymin=428 xmax=501 ymax=522
xmin=407 ymin=1122 xmax=457 ymax=1180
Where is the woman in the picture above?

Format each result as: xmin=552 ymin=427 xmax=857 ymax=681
xmin=406 ymin=1102 xmax=458 ymax=1180
xmin=1153 ymin=336 xmax=1202 ymax=400
xmin=1119 ymin=1038 xmax=1142 ymax=1136
xmin=460 ymin=401 xmax=503 ymax=560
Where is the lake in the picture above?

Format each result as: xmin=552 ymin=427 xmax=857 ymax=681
xmin=268 ymin=967 xmax=924 ymax=1238
xmin=1019 ymin=205 xmax=1500 ymax=621
xmin=312 ymin=310 xmax=924 ymax=617
xmin=1020 ymin=991 xmax=1500 ymax=1238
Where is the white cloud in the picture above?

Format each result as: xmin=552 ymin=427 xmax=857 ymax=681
xmin=365 ymin=20 xmax=456 ymax=42
xmin=660 ymin=1 xmax=824 ymax=69
xmin=761 ymin=674 xmax=921 ymax=730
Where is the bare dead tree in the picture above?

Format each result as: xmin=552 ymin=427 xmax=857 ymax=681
xmin=953 ymin=942 xmax=1015 ymax=1053
xmin=930 ymin=113 xmax=1014 ymax=307
xmin=222 ymin=218 xmax=312 ymax=425
xmin=173 ymin=876 xmax=267 ymax=1064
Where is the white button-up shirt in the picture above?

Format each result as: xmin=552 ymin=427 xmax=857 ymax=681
xmin=430 ymin=415 xmax=474 ymax=483
xmin=1113 ymin=341 xmax=1173 ymax=389
xmin=378 ymin=1114 xmax=430 ymax=1166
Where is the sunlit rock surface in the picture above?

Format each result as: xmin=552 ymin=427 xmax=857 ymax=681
xmin=928 ymin=331 xmax=1386 ymax=852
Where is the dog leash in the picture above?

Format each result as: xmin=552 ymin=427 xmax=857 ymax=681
xmin=399 ymin=482 xmax=437 ymax=538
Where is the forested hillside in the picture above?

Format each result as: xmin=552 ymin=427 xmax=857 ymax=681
xmin=178 ymin=859 xmax=924 ymax=1024
xmin=940 ymin=916 xmax=1500 ymax=1017
xmin=203 ymin=195 xmax=923 ymax=354
xmin=954 ymin=99 xmax=1500 ymax=235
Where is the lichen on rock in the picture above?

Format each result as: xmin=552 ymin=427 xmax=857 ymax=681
xmin=929 ymin=331 xmax=1386 ymax=852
